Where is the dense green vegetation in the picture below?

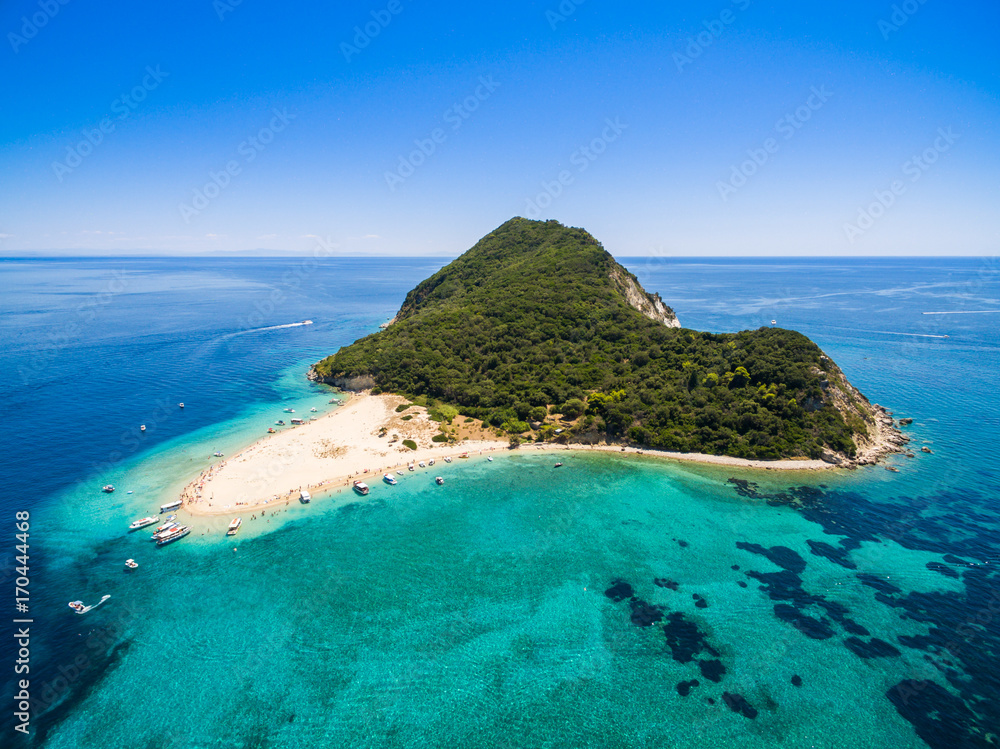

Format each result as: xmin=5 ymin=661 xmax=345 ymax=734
xmin=315 ymin=218 xmax=860 ymax=460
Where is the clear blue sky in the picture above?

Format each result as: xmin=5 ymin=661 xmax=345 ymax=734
xmin=1 ymin=0 xmax=998 ymax=256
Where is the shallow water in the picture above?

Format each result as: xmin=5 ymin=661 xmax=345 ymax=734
xmin=2 ymin=256 xmax=998 ymax=748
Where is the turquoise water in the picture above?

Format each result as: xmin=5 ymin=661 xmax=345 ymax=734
xmin=2 ymin=257 xmax=999 ymax=747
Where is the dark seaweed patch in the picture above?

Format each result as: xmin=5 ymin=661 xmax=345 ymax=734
xmin=663 ymin=612 xmax=720 ymax=664
xmin=676 ymin=679 xmax=700 ymax=696
xmin=722 ymin=692 xmax=759 ymax=719
xmin=628 ymin=597 xmax=665 ymax=627
xmin=845 ymin=637 xmax=902 ymax=659
xmin=654 ymin=578 xmax=679 ymax=590
xmin=887 ymin=680 xmax=989 ymax=749
xmin=856 ymin=574 xmax=902 ymax=595
xmin=737 ymin=541 xmax=807 ymax=574
xmin=773 ymin=603 xmax=835 ymax=640
xmin=737 ymin=581 xmax=748 ymax=588
xmin=604 ymin=580 xmax=634 ymax=602
xmin=791 ymin=675 xmax=803 ymax=687
xmin=807 ymin=539 xmax=857 ymax=569
xmin=926 ymin=561 xmax=960 ymax=579
xmin=698 ymin=659 xmax=726 ymax=682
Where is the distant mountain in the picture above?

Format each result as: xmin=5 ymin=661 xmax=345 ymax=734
xmin=313 ymin=217 xmax=900 ymax=462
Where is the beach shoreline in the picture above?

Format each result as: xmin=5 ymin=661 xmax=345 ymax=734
xmin=178 ymin=390 xmax=910 ymax=517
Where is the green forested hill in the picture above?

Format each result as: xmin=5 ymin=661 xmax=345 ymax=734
xmin=313 ymin=218 xmax=872 ymax=460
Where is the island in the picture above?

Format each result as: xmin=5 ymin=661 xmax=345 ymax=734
xmin=183 ymin=217 xmax=905 ymax=516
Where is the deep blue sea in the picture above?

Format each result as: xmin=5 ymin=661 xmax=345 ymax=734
xmin=1 ymin=256 xmax=998 ymax=748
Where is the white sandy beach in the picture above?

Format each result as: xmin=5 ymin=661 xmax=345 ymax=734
xmin=181 ymin=391 xmax=873 ymax=517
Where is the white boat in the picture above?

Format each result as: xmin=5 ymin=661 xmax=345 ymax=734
xmin=554 ymin=462 xmax=563 ymax=468
xmin=102 ymin=484 xmax=115 ymax=493
xmin=140 ymin=424 xmax=146 ymax=432
xmin=352 ymin=481 xmax=370 ymax=496
xmin=284 ymin=408 xmax=295 ymax=413
xmin=290 ymin=418 xmax=304 ymax=425
xmin=428 ymin=458 xmax=435 ymax=466
xmin=444 ymin=456 xmax=452 ymax=463
xmin=151 ymin=522 xmax=178 ymax=540
xmin=300 ymin=491 xmax=311 ymax=504
xmin=68 ymin=595 xmax=111 ymax=614
xmin=488 ymin=457 xmax=493 ymax=462
xmin=408 ymin=464 xmax=415 ymax=472
xmin=302 ymin=320 xmax=313 ymax=325
xmin=178 ymin=402 xmax=184 ymax=408
xmin=771 ymin=320 xmax=777 ymax=325
xmin=310 ymin=407 xmax=317 ymax=412
xmin=156 ymin=526 xmax=190 ymax=546
xmin=128 ymin=516 xmax=159 ymax=531
xmin=383 ymin=474 xmax=397 ymax=485
xmin=227 ymin=518 xmax=242 ymax=536
xmin=160 ymin=499 xmax=183 ymax=513
xmin=435 ymin=476 xmax=444 ymax=485
xmin=153 ymin=519 xmax=177 ymax=534
xmin=124 ymin=559 xmax=139 ymax=569
xmin=418 ymin=461 xmax=426 ymax=468
xmin=165 ymin=514 xmax=177 ymax=522
xmin=213 ymin=451 xmax=224 ymax=457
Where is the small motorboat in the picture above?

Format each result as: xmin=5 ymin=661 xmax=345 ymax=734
xmin=418 ymin=461 xmax=426 ymax=468
xmin=165 ymin=514 xmax=177 ymax=522
xmin=124 ymin=559 xmax=139 ymax=570
xmin=428 ymin=458 xmax=435 ymax=466
xmin=408 ymin=464 xmax=415 ymax=472
xmin=444 ymin=456 xmax=452 ymax=463
xmin=310 ymin=407 xmax=318 ymax=412
xmin=554 ymin=462 xmax=563 ymax=468
xmin=459 ymin=453 xmax=469 ymax=459
xmin=771 ymin=320 xmax=777 ymax=325
xmin=487 ymin=457 xmax=493 ymax=462
xmin=284 ymin=408 xmax=295 ymax=413
xmin=69 ymin=595 xmax=111 ymax=614
xmin=102 ymin=485 xmax=115 ymax=493
xmin=435 ymin=476 xmax=444 ymax=485
xmin=383 ymin=474 xmax=398 ymax=485
xmin=268 ymin=427 xmax=276 ymax=434
xmin=302 ymin=320 xmax=313 ymax=325
xmin=178 ymin=402 xmax=185 ymax=409
xmin=128 ymin=516 xmax=159 ymax=531
xmin=352 ymin=481 xmax=370 ymax=496
xmin=276 ymin=420 xmax=285 ymax=426
xmin=300 ymin=491 xmax=311 ymax=504
xmin=140 ymin=425 xmax=146 ymax=432
xmin=126 ymin=490 xmax=133 ymax=494
xmin=213 ymin=451 xmax=224 ymax=458
xmin=227 ymin=518 xmax=242 ymax=536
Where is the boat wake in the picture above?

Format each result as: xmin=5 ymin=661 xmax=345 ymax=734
xmin=922 ymin=310 xmax=1000 ymax=315
xmin=235 ymin=320 xmax=314 ymax=336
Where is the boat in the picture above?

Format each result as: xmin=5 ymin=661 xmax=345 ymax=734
xmin=435 ymin=476 xmax=444 ymax=485
xmin=408 ymin=464 xmax=415 ymax=472
xmin=284 ymin=408 xmax=295 ymax=413
xmin=352 ymin=481 xmax=370 ymax=496
xmin=153 ymin=519 xmax=177 ymax=534
xmin=302 ymin=320 xmax=313 ymax=325
xmin=428 ymin=458 xmax=435 ymax=466
xmin=213 ymin=451 xmax=224 ymax=457
xmin=459 ymin=452 xmax=469 ymax=459
xmin=444 ymin=456 xmax=452 ymax=463
xmin=151 ymin=522 xmax=178 ymax=540
xmin=128 ymin=516 xmax=159 ymax=531
xmin=140 ymin=424 xmax=146 ymax=432
xmin=276 ymin=420 xmax=285 ymax=426
xmin=300 ymin=491 xmax=311 ymax=504
xmin=554 ymin=462 xmax=563 ymax=468
xmin=156 ymin=526 xmax=191 ymax=546
xmin=226 ymin=517 xmax=242 ymax=536
xmin=124 ymin=559 xmax=138 ymax=570
xmin=160 ymin=499 xmax=183 ymax=513
xmin=383 ymin=474 xmax=397 ymax=485
xmin=165 ymin=514 xmax=177 ymax=522
xmin=179 ymin=402 xmax=184 ymax=408
xmin=488 ymin=457 xmax=493 ymax=462
xmin=310 ymin=407 xmax=317 ymax=412
xmin=126 ymin=490 xmax=133 ymax=494
xmin=102 ymin=484 xmax=115 ymax=493
xmin=268 ymin=427 xmax=276 ymax=434
xmin=418 ymin=461 xmax=426 ymax=468
xmin=68 ymin=595 xmax=111 ymax=614
xmin=290 ymin=418 xmax=304 ymax=425
xmin=771 ymin=319 xmax=777 ymax=325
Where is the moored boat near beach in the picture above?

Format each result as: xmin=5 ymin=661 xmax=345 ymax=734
xmin=156 ymin=525 xmax=190 ymax=546
xmin=160 ymin=499 xmax=183 ymax=513
xmin=227 ymin=517 xmax=242 ymax=536
xmin=128 ymin=516 xmax=159 ymax=531
xmin=353 ymin=480 xmax=369 ymax=496
xmin=300 ymin=491 xmax=311 ymax=503
xmin=383 ymin=473 xmax=397 ymax=485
